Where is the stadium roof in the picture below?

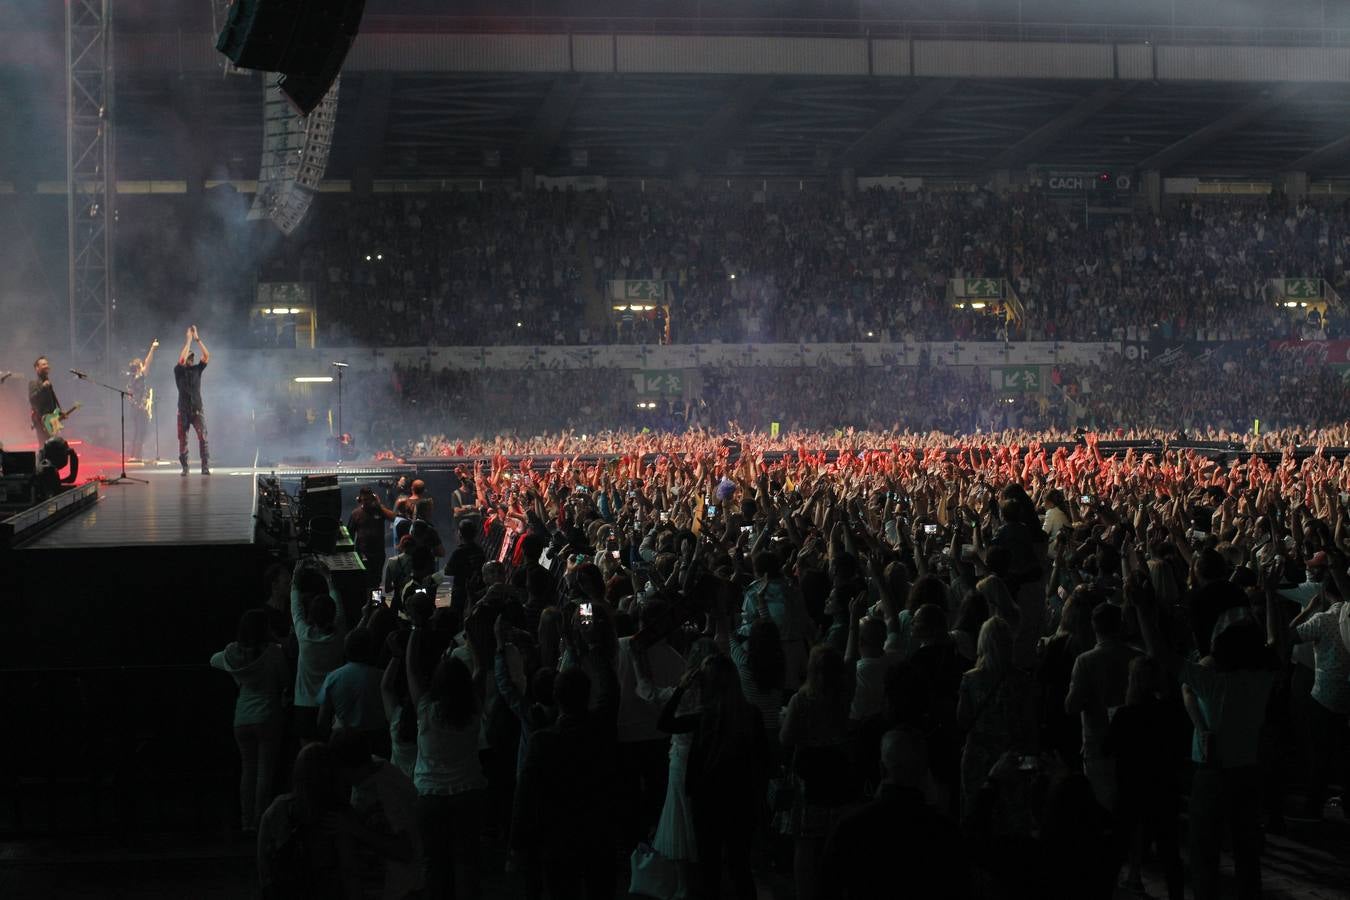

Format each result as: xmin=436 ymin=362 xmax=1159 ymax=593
xmin=4 ymin=7 xmax=1350 ymax=184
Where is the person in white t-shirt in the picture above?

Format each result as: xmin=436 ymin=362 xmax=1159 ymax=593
xmin=291 ymin=559 xmax=348 ymax=741
xmin=211 ymin=608 xmax=289 ymax=833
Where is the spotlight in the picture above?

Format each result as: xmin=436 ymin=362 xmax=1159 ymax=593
xmin=516 ymin=321 xmax=523 ymax=328
xmin=365 ymin=254 xmax=371 ymax=261
xmin=376 ymin=253 xmax=383 ymax=260
xmin=294 ymin=376 xmax=334 ymax=383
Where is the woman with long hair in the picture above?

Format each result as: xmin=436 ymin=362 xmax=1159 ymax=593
xmin=957 ymin=616 xmax=1035 ymax=822
xmin=407 ymin=633 xmax=487 ymax=900
xmin=658 ymin=652 xmax=767 ymax=900
xmin=780 ymin=644 xmax=855 ymax=900
xmin=212 ymin=608 xmax=289 ymax=834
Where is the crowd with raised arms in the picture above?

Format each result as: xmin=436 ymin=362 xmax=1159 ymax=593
xmin=239 ymin=186 xmax=1350 ymax=347
xmin=216 ymin=426 xmax=1350 ymax=899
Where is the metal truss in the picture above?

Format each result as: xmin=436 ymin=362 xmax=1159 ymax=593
xmin=248 ymin=78 xmax=340 ymax=235
xmin=66 ymin=0 xmax=115 ymax=371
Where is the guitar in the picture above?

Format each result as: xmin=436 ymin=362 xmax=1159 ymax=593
xmin=42 ymin=402 xmax=81 ymax=437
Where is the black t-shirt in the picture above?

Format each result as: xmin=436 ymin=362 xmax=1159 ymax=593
xmin=1188 ymin=580 xmax=1248 ymax=657
xmin=126 ymin=368 xmax=148 ymax=409
xmin=174 ymin=361 xmax=207 ymax=411
xmin=29 ymin=378 xmax=58 ymax=428
xmin=347 ymin=505 xmax=390 ymax=561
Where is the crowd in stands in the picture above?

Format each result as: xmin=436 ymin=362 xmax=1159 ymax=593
xmin=244 ymin=187 xmax=1350 ymax=347
xmin=302 ymin=340 xmax=1349 ymax=459
xmin=217 ymin=431 xmax=1350 ymax=899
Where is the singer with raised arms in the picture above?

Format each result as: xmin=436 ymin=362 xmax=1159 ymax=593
xmin=175 ymin=325 xmax=210 ymax=476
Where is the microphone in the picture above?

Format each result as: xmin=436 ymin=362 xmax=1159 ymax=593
xmin=70 ymin=368 xmax=89 ymax=380
xmin=331 ymin=361 xmax=349 ymax=368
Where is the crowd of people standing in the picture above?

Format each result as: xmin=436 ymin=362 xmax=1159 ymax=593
xmin=212 ymin=431 xmax=1350 ymax=898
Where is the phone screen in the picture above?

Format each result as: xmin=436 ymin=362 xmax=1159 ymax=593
xmin=1080 ymin=495 xmax=1092 ymax=505
xmin=706 ymin=505 xmax=717 ymax=518
xmin=740 ymin=525 xmax=752 ymax=534
xmin=924 ymin=524 xmax=938 ymax=534
xmin=370 ymin=590 xmax=382 ymax=604
xmin=579 ymin=602 xmax=594 ymax=621
xmin=610 ymin=549 xmax=621 ymax=560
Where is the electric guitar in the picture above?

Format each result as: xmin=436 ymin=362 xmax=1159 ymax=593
xmin=42 ymin=402 xmax=81 ymax=437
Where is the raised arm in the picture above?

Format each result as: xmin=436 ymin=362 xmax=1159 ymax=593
xmin=178 ymin=327 xmax=194 ymax=366
xmin=193 ymin=327 xmax=210 ymax=365
xmin=142 ymin=339 xmax=159 ymax=371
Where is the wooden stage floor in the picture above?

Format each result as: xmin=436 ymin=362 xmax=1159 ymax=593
xmin=18 ymin=467 xmax=257 ymax=550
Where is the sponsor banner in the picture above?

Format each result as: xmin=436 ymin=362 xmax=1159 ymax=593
xmin=1118 ymin=340 xmax=1258 ymax=367
xmin=235 ymin=342 xmax=1122 ymax=372
xmin=1269 ymin=340 xmax=1350 ymax=366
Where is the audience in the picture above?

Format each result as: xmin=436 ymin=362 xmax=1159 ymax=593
xmin=217 ymin=405 xmax=1350 ymax=899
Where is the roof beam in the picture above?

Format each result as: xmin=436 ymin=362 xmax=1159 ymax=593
xmin=1284 ymin=131 xmax=1350 ymax=173
xmin=838 ymin=79 xmax=958 ymax=170
xmin=987 ymin=82 xmax=1134 ymax=170
xmin=679 ymin=77 xmax=774 ymax=172
xmin=519 ymin=76 xmax=584 ymax=170
xmin=1133 ymin=83 xmax=1307 ymax=174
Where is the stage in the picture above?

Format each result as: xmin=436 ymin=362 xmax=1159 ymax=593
xmin=16 ymin=467 xmax=259 ymax=551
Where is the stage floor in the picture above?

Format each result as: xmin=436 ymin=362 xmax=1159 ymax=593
xmin=18 ymin=467 xmax=258 ymax=550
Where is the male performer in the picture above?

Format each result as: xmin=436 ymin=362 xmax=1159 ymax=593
xmin=28 ymin=356 xmax=61 ymax=447
xmin=174 ymin=326 xmax=210 ymax=476
xmin=127 ymin=338 xmax=159 ymax=461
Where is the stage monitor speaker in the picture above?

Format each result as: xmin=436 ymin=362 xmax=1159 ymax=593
xmin=216 ymin=0 xmax=366 ymax=115
xmin=1 ymin=451 xmax=37 ymax=476
xmin=299 ymin=474 xmax=342 ymax=526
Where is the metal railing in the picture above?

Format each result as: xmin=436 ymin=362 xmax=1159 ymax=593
xmin=358 ymin=16 xmax=1350 ymax=47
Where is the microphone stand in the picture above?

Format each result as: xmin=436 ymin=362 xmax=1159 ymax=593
xmin=74 ymin=372 xmax=148 ymax=486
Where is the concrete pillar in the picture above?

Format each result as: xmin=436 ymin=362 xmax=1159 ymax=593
xmin=1141 ymin=169 xmax=1162 ymax=215
xmin=1277 ymin=171 xmax=1308 ymax=208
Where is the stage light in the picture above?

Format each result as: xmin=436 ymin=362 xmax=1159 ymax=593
xmin=867 ymin=331 xmax=874 ymax=337
xmin=294 ymin=376 xmax=334 ymax=383
xmin=376 ymin=253 xmax=383 ymax=260
xmin=289 ymin=307 xmax=302 ymax=314
xmin=517 ymin=321 xmax=523 ymax=327
xmin=260 ymin=308 xmax=273 ymax=315
xmin=365 ymin=254 xmax=371 ymax=261
xmin=970 ymin=302 xmax=987 ymax=310
xmin=729 ymin=273 xmax=736 ymax=280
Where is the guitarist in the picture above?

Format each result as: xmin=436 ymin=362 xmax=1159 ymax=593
xmin=28 ymin=356 xmax=62 ymax=447
xmin=126 ymin=338 xmax=159 ymax=461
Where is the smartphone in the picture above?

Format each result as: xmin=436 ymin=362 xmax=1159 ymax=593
xmin=659 ymin=511 xmax=669 ymax=523
xmin=1019 ymin=755 xmax=1039 ymax=772
xmin=576 ymin=485 xmax=590 ymax=494
xmin=924 ymin=523 xmax=938 ymax=535
xmin=740 ymin=525 xmax=753 ymax=534
xmin=1080 ymin=495 xmax=1092 ymax=505
xmin=706 ymin=504 xmax=717 ymax=518
xmin=579 ymin=602 xmax=594 ymax=622
xmin=370 ymin=589 xmax=382 ymax=605
xmin=610 ymin=549 xmax=621 ymax=560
